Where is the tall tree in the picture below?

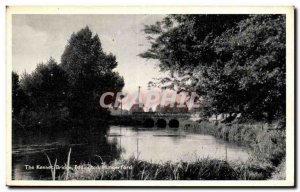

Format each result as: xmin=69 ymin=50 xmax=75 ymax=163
xmin=12 ymin=71 xmax=26 ymax=116
xmin=61 ymin=26 xmax=124 ymax=123
xmin=18 ymin=58 xmax=70 ymax=133
xmin=210 ymin=15 xmax=286 ymax=121
xmin=140 ymin=15 xmax=285 ymax=122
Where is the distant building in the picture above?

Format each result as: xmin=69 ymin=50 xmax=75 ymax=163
xmin=155 ymin=102 xmax=189 ymax=113
xmin=129 ymin=103 xmax=144 ymax=113
xmin=109 ymin=107 xmax=129 ymax=116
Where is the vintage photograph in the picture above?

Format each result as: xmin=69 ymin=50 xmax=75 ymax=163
xmin=6 ymin=7 xmax=294 ymax=187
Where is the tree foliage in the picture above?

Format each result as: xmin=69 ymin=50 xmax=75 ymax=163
xmin=140 ymin=15 xmax=286 ymax=122
xmin=14 ymin=58 xmax=69 ymax=134
xmin=13 ymin=26 xmax=124 ymax=137
xmin=61 ymin=26 xmax=124 ymax=120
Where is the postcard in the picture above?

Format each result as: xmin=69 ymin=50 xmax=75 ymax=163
xmin=6 ymin=6 xmax=295 ymax=187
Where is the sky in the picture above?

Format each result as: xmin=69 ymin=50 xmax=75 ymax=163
xmin=12 ymin=14 xmax=167 ymax=96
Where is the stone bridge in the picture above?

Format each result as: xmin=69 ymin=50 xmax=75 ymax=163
xmin=131 ymin=112 xmax=191 ymax=128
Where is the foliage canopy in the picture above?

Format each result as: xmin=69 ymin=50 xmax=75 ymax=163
xmin=140 ymin=15 xmax=286 ymax=122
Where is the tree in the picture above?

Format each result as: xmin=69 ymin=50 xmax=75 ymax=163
xmin=12 ymin=27 xmax=125 ymax=142
xmin=12 ymin=71 xmax=28 ymax=135
xmin=140 ymin=15 xmax=249 ymax=115
xmin=21 ymin=58 xmax=69 ymax=108
xmin=61 ymin=26 xmax=124 ymax=124
xmin=212 ymin=15 xmax=286 ymax=121
xmin=140 ymin=15 xmax=286 ymax=122
xmin=17 ymin=58 xmax=70 ymax=134
xmin=12 ymin=71 xmax=26 ymax=116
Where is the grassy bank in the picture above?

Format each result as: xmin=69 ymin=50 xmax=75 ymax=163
xmin=182 ymin=121 xmax=286 ymax=180
xmin=271 ymin=158 xmax=286 ymax=180
xmin=57 ymin=121 xmax=285 ymax=180
xmin=185 ymin=121 xmax=286 ymax=167
xmin=63 ymin=157 xmax=274 ymax=180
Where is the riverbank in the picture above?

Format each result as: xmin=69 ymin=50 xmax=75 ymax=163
xmin=187 ymin=122 xmax=285 ymax=165
xmin=62 ymin=157 xmax=274 ymax=180
xmin=56 ymin=121 xmax=284 ymax=180
xmin=183 ymin=121 xmax=286 ymax=179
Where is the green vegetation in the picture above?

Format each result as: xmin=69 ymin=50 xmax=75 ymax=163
xmin=186 ymin=121 xmax=285 ymax=166
xmin=141 ymin=15 xmax=286 ymax=122
xmin=61 ymin=121 xmax=284 ymax=180
xmin=12 ymin=15 xmax=287 ymax=180
xmin=138 ymin=14 xmax=286 ymax=180
xmin=12 ymin=27 xmax=124 ymax=143
xmin=63 ymin=157 xmax=274 ymax=180
xmin=180 ymin=121 xmax=286 ymax=179
xmin=271 ymin=158 xmax=286 ymax=180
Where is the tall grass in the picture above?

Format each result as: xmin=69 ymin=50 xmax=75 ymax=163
xmin=65 ymin=148 xmax=72 ymax=180
xmin=185 ymin=121 xmax=285 ymax=166
xmin=44 ymin=152 xmax=57 ymax=180
xmin=56 ymin=122 xmax=284 ymax=180
xmin=182 ymin=121 xmax=286 ymax=179
xmin=271 ymin=158 xmax=286 ymax=180
xmin=44 ymin=147 xmax=72 ymax=180
xmin=63 ymin=157 xmax=274 ymax=180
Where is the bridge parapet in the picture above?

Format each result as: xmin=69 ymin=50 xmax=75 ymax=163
xmin=130 ymin=112 xmax=191 ymax=128
xmin=132 ymin=112 xmax=191 ymax=118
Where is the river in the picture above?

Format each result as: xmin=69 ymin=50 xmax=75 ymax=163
xmin=12 ymin=125 xmax=249 ymax=180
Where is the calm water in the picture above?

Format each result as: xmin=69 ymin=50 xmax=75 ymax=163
xmin=107 ymin=126 xmax=249 ymax=163
xmin=12 ymin=125 xmax=249 ymax=180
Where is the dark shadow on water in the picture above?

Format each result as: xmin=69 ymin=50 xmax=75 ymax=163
xmin=12 ymin=125 xmax=121 ymax=180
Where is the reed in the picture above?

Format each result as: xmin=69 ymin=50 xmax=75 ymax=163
xmin=63 ymin=157 xmax=274 ymax=180
xmin=65 ymin=148 xmax=72 ymax=180
xmin=185 ymin=122 xmax=285 ymax=166
xmin=44 ymin=152 xmax=57 ymax=180
xmin=55 ymin=121 xmax=284 ymax=180
xmin=44 ymin=147 xmax=72 ymax=180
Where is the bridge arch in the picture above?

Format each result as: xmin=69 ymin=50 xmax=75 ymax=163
xmin=156 ymin=119 xmax=167 ymax=128
xmin=143 ymin=118 xmax=155 ymax=128
xmin=169 ymin=119 xmax=179 ymax=128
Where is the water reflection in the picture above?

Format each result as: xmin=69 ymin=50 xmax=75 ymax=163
xmin=12 ymin=125 xmax=249 ymax=180
xmin=12 ymin=128 xmax=121 ymax=180
xmin=107 ymin=126 xmax=249 ymax=163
